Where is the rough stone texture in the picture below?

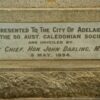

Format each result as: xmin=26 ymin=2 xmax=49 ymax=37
xmin=0 ymin=0 xmax=99 ymax=8
xmin=0 ymin=71 xmax=99 ymax=99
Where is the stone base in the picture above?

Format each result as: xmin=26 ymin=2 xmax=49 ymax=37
xmin=0 ymin=71 xmax=99 ymax=99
